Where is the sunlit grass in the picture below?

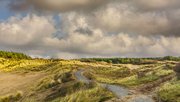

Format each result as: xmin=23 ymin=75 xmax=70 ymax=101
xmin=0 ymin=58 xmax=51 ymax=72
xmin=0 ymin=91 xmax=22 ymax=102
xmin=0 ymin=57 xmax=178 ymax=102
xmin=52 ymin=87 xmax=113 ymax=102
xmin=88 ymin=64 xmax=175 ymax=87
xmin=158 ymin=80 xmax=180 ymax=102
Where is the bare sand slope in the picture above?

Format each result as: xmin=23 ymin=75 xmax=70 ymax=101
xmin=0 ymin=72 xmax=44 ymax=96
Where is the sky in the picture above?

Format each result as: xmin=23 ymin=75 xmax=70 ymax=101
xmin=0 ymin=0 xmax=180 ymax=59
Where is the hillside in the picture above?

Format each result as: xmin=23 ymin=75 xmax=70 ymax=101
xmin=0 ymin=51 xmax=30 ymax=59
xmin=0 ymin=51 xmax=179 ymax=102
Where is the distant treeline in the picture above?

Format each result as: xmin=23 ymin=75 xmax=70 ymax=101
xmin=80 ymin=56 xmax=180 ymax=64
xmin=0 ymin=51 xmax=31 ymax=59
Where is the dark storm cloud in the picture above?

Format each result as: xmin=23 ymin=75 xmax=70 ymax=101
xmin=9 ymin=0 xmax=29 ymax=12
xmin=131 ymin=0 xmax=180 ymax=12
xmin=8 ymin=0 xmax=110 ymax=12
xmin=74 ymin=27 xmax=93 ymax=35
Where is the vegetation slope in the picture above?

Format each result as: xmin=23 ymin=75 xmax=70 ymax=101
xmin=0 ymin=51 xmax=179 ymax=102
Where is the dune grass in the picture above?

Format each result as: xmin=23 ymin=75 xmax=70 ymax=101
xmin=0 ymin=91 xmax=22 ymax=102
xmin=87 ymin=64 xmax=174 ymax=87
xmin=0 ymin=58 xmax=52 ymax=72
xmin=0 ymin=56 xmax=178 ymax=102
xmin=158 ymin=80 xmax=180 ymax=102
xmin=52 ymin=87 xmax=113 ymax=102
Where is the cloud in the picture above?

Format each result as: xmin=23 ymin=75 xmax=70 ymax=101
xmin=9 ymin=0 xmax=109 ymax=12
xmin=92 ymin=3 xmax=173 ymax=36
xmin=1 ymin=0 xmax=180 ymax=58
xmin=6 ymin=0 xmax=180 ymax=36
xmin=132 ymin=0 xmax=180 ymax=11
xmin=53 ymin=13 xmax=180 ymax=57
xmin=1 ymin=14 xmax=180 ymax=58
xmin=0 ymin=15 xmax=55 ymax=45
xmin=0 ymin=15 xmax=56 ymax=55
xmin=8 ymin=0 xmax=180 ymax=12
xmin=68 ymin=2 xmax=179 ymax=36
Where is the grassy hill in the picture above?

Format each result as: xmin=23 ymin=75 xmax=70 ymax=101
xmin=80 ymin=56 xmax=180 ymax=64
xmin=0 ymin=51 xmax=179 ymax=102
xmin=0 ymin=51 xmax=31 ymax=59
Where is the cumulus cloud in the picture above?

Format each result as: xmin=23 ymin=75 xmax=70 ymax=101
xmin=0 ymin=0 xmax=180 ymax=58
xmin=6 ymin=0 xmax=180 ymax=36
xmin=54 ymin=2 xmax=179 ymax=36
xmin=56 ymin=32 xmax=180 ymax=57
xmin=1 ymin=14 xmax=180 ymax=58
xmin=0 ymin=14 xmax=55 ymax=46
xmin=0 ymin=14 xmax=57 ymax=57
xmin=92 ymin=3 xmax=179 ymax=36
xmin=48 ymin=13 xmax=180 ymax=57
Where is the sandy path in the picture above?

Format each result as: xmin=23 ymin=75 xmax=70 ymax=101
xmin=74 ymin=70 xmax=155 ymax=102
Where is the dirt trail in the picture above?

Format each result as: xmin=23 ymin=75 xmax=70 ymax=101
xmin=138 ymin=74 xmax=175 ymax=92
xmin=74 ymin=70 xmax=155 ymax=102
xmin=0 ymin=72 xmax=44 ymax=96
